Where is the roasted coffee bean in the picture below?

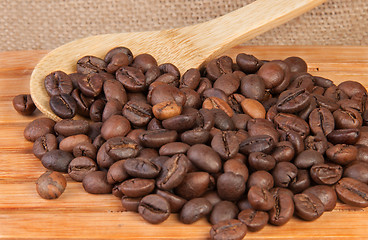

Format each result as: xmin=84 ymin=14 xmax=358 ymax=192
xmin=77 ymin=73 xmax=103 ymax=97
xmin=104 ymin=47 xmax=133 ymax=66
xmin=228 ymin=94 xmax=246 ymax=114
xmin=82 ymin=171 xmax=113 ymax=194
xmin=326 ymin=144 xmax=357 ymax=165
xmin=33 ymin=134 xmax=58 ymax=159
xmin=211 ymin=131 xmax=239 ymax=160
xmin=236 ymin=53 xmax=262 ymax=73
xmin=105 ymin=136 xmax=140 ymax=160
xmin=116 ymin=66 xmax=146 ymax=92
xmin=203 ymin=97 xmax=234 ymax=117
xmin=187 ymin=144 xmax=222 ymax=173
xmin=293 ymin=193 xmax=324 ymax=221
xmin=324 ymin=85 xmax=349 ymax=101
xmin=196 ymin=77 xmax=212 ymax=95
xmin=121 ymin=197 xmax=141 ymax=212
xmin=210 ymin=219 xmax=247 ymax=240
xmin=211 ymin=109 xmax=235 ymax=131
xmin=71 ymin=89 xmax=94 ymax=117
xmin=247 ymin=186 xmax=274 ymax=211
xmin=41 ymin=149 xmax=74 ymax=173
xmin=284 ymin=56 xmax=307 ymax=73
xmin=206 ymin=56 xmax=233 ymax=81
xmin=274 ymin=113 xmax=310 ymax=139
xmin=203 ymin=191 xmax=222 ymax=207
xmin=240 ymin=74 xmax=265 ymax=101
xmin=59 ymin=134 xmax=90 ymax=152
xmin=180 ymin=198 xmax=212 ymax=224
xmin=68 ymin=156 xmax=98 ymax=182
xmin=86 ymin=121 xmax=102 ymax=140
xmin=289 ymin=169 xmax=311 ymax=193
xmin=159 ymin=142 xmax=190 ymax=156
xmin=357 ymin=131 xmax=368 ymax=147
xmin=54 ymin=119 xmax=89 ymax=137
xmin=156 ymin=189 xmax=187 ymax=213
xmin=239 ymin=135 xmax=275 ymax=155
xmin=335 ymin=177 xmax=368 ymax=207
xmin=271 ymin=141 xmax=295 ymax=163
xmin=93 ymin=134 xmax=105 ymax=150
xmin=276 ymin=88 xmax=310 ymax=113
xmin=310 ymin=163 xmax=342 ymax=185
xmin=344 ymin=162 xmax=368 ymax=184
xmin=103 ymin=79 xmax=127 ymax=105
xmin=138 ymin=194 xmax=170 ymax=224
xmin=327 ymin=128 xmax=360 ymax=145
xmin=338 ymin=81 xmax=367 ymax=99
xmin=124 ymin=158 xmax=160 ymax=179
xmin=132 ymin=54 xmax=157 ymax=73
xmin=156 ymin=154 xmax=189 ymax=190
xmin=210 ymin=201 xmax=239 ymax=225
xmin=334 ymin=108 xmax=362 ymax=129
xmin=202 ymin=88 xmax=228 ymax=102
xmin=240 ymin=98 xmax=266 ymax=119
xmin=248 ymin=152 xmax=276 ymax=171
xmin=101 ymin=115 xmax=131 ymax=140
xmin=89 ymin=99 xmax=105 ymax=122
xmin=181 ymin=128 xmax=210 ymax=146
xmin=96 ymin=142 xmax=115 ymax=168
xmin=303 ymin=185 xmax=337 ymax=211
xmin=44 ymin=71 xmax=73 ymax=96
xmin=268 ymin=188 xmax=294 ymax=226
xmin=312 ymin=94 xmax=339 ymax=112
xmin=73 ymin=142 xmax=97 ymax=159
xmin=247 ymin=170 xmax=274 ymax=190
xmin=304 ymin=132 xmax=329 ymax=154
xmin=12 ymin=94 xmax=36 ymax=115
xmin=77 ymin=56 xmax=106 ymax=74
xmin=232 ymin=114 xmax=251 ymax=130
xmin=223 ymin=159 xmax=249 ymax=182
xmin=106 ymin=52 xmax=130 ymax=73
xmin=180 ymin=68 xmax=200 ymax=89
xmin=50 ymin=94 xmax=77 ymax=119
xmin=102 ymin=99 xmax=122 ymax=122
xmin=257 ymin=61 xmax=285 ymax=89
xmin=193 ymin=108 xmax=215 ymax=131
xmin=213 ymin=73 xmax=240 ymax=95
xmin=238 ymin=209 xmax=268 ymax=232
xmin=217 ymin=172 xmax=246 ymax=201
xmin=152 ymin=101 xmax=182 ymax=120
xmin=279 ymin=130 xmax=305 ymax=154
xmin=294 ymin=149 xmax=324 ymax=169
xmin=313 ymin=76 xmax=334 ymax=88
xmin=175 ymin=172 xmax=213 ymax=200
xmin=155 ymin=73 xmax=180 ymax=87
xmin=288 ymin=72 xmax=314 ymax=92
xmin=119 ymin=178 xmax=155 ymax=197
xmin=106 ymin=160 xmax=129 ymax=184
xmin=36 ymin=171 xmax=67 ymax=199
xmin=272 ymin=162 xmax=298 ymax=188
xmin=180 ymin=88 xmax=201 ymax=109
xmin=162 ymin=113 xmax=196 ymax=131
xmin=138 ymin=129 xmax=178 ymax=148
xmin=149 ymin=84 xmax=186 ymax=106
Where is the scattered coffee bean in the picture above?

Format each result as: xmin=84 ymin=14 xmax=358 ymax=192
xmin=36 ymin=171 xmax=67 ymax=199
xmin=13 ymin=94 xmax=36 ymax=115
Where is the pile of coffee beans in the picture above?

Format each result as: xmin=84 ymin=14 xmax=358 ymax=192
xmin=15 ymin=46 xmax=368 ymax=240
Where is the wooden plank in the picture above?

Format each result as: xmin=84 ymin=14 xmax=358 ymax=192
xmin=1 ymin=47 xmax=368 ymax=239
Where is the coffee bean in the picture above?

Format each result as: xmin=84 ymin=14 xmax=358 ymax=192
xmin=276 ymin=88 xmax=310 ymax=113
xmin=268 ymin=188 xmax=294 ymax=226
xmin=333 ymin=108 xmax=363 ymax=129
xmin=159 ymin=142 xmax=190 ymax=156
xmin=156 ymin=190 xmax=187 ymax=213
xmin=103 ymin=79 xmax=127 ymax=106
xmin=239 ymin=74 xmax=265 ymax=101
xmin=344 ymin=162 xmax=368 ymax=184
xmin=77 ymin=73 xmax=103 ymax=97
xmin=239 ymin=135 xmax=275 ymax=155
xmin=257 ymin=62 xmax=284 ymax=89
xmin=304 ymin=132 xmax=328 ymax=154
xmin=33 ymin=134 xmax=58 ymax=159
xmin=203 ymin=97 xmax=234 ymax=117
xmin=50 ymin=94 xmax=77 ymax=119
xmin=73 ymin=142 xmax=97 ymax=159
xmin=335 ymin=177 xmax=368 ymax=207
xmin=294 ymin=149 xmax=324 ymax=169
xmin=124 ymin=158 xmax=160 ymax=179
xmin=82 ymin=171 xmax=112 ymax=194
xmin=210 ymin=201 xmax=239 ymax=225
xmin=138 ymin=194 xmax=170 ymax=224
xmin=211 ymin=131 xmax=239 ymax=160
xmin=180 ymin=68 xmax=200 ymax=89
xmin=138 ymin=129 xmax=178 ymax=148
xmin=303 ymin=185 xmax=337 ymax=211
xmin=71 ymin=89 xmax=94 ymax=117
xmin=180 ymin=198 xmax=212 ymax=224
xmin=313 ymin=94 xmax=339 ymax=112
xmin=77 ymin=56 xmax=107 ymax=74
xmin=213 ymin=73 xmax=240 ymax=95
xmin=240 ymin=98 xmax=266 ymax=119
xmin=12 ymin=94 xmax=36 ymax=115
xmin=106 ymin=160 xmax=129 ymax=184
xmin=338 ymin=81 xmax=367 ymax=99
xmin=275 ymin=113 xmax=310 ymax=139
xmin=44 ymin=71 xmax=73 ymax=96
xmin=101 ymin=115 xmax=131 ymax=140
xmin=217 ymin=172 xmax=246 ymax=201
xmin=156 ymin=154 xmax=189 ymax=190
xmin=293 ymin=193 xmax=324 ymax=221
xmin=284 ymin=56 xmax=307 ymax=73
xmin=105 ymin=136 xmax=140 ymax=160
xmin=68 ymin=156 xmax=98 ymax=182
xmin=54 ymin=119 xmax=89 ymax=137
xmin=36 ymin=171 xmax=67 ymax=199
xmin=206 ymin=56 xmax=233 ymax=81
xmin=175 ymin=172 xmax=213 ymax=200
xmin=106 ymin=52 xmax=130 ymax=73
xmin=59 ymin=134 xmax=90 ymax=152
xmin=272 ymin=162 xmax=298 ymax=188
xmin=279 ymin=130 xmax=305 ymax=154
xmin=180 ymin=88 xmax=201 ymax=109
xmin=96 ymin=142 xmax=115 ymax=169
xmin=271 ymin=141 xmax=295 ymax=163
xmin=210 ymin=219 xmax=247 ymax=240
xmin=104 ymin=47 xmax=133 ymax=66
xmin=247 ymin=186 xmax=274 ymax=211
xmin=327 ymin=128 xmax=360 ymax=145
xmin=238 ymin=209 xmax=268 ymax=232
xmin=41 ymin=149 xmax=74 ymax=173
xmin=223 ymin=159 xmax=249 ymax=182
xmin=236 ymin=53 xmax=262 ymax=73
xmin=326 ymin=144 xmax=357 ymax=165
xmin=119 ymin=178 xmax=155 ymax=197
xmin=289 ymin=169 xmax=311 ymax=193
xmin=132 ymin=54 xmax=158 ymax=73
xmin=152 ymin=100 xmax=182 ymax=120
xmin=89 ymin=99 xmax=105 ymax=122
xmin=121 ymin=196 xmax=141 ymax=212
xmin=101 ymin=99 xmax=122 ymax=122
xmin=187 ymin=144 xmax=222 ymax=173
xmin=116 ymin=66 xmax=146 ymax=92
xmin=248 ymin=152 xmax=276 ymax=171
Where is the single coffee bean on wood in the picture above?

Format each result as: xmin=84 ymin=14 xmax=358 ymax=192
xmin=36 ymin=171 xmax=67 ymax=199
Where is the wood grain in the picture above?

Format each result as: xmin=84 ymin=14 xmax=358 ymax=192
xmin=1 ymin=46 xmax=368 ymax=239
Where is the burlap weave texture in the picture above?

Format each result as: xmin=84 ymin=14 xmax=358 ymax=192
xmin=0 ymin=0 xmax=367 ymax=51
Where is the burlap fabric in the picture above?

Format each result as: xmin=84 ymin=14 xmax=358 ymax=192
xmin=0 ymin=0 xmax=367 ymax=51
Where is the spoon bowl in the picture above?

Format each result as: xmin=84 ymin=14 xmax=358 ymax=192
xmin=30 ymin=0 xmax=326 ymax=121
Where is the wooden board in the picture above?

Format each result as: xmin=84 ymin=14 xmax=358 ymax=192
xmin=1 ymin=46 xmax=368 ymax=239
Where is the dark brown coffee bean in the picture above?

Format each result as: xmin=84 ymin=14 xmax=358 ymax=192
xmin=324 ymin=85 xmax=349 ymax=102
xmin=303 ymin=185 xmax=337 ymax=211
xmin=272 ymin=162 xmax=298 ymax=188
xmin=227 ymin=93 xmax=246 ymax=114
xmin=276 ymin=88 xmax=311 ymax=113
xmin=231 ymin=114 xmax=251 ymax=130
xmin=313 ymin=76 xmax=334 ymax=88
xmin=304 ymin=132 xmax=329 ymax=154
xmin=106 ymin=160 xmax=128 ymax=184
xmin=68 ymin=156 xmax=98 ymax=182
xmin=206 ymin=56 xmax=233 ymax=81
xmin=71 ymin=89 xmax=94 ymax=117
xmin=289 ymin=169 xmax=311 ymax=193
xmin=162 ymin=113 xmax=196 ymax=131
xmin=122 ymin=100 xmax=152 ymax=127
xmin=54 ymin=119 xmax=89 ymax=137
xmin=338 ymin=81 xmax=367 ymax=99
xmin=77 ymin=73 xmax=103 ymax=97
xmin=326 ymin=144 xmax=357 ymax=165
xmin=268 ymin=188 xmax=294 ymax=226
xmin=294 ymin=149 xmax=324 ymax=169
xmin=210 ymin=131 xmax=239 ymax=160
xmin=116 ymin=66 xmax=145 ymax=92
xmin=284 ymin=56 xmax=307 ymax=73
xmin=213 ymin=73 xmax=240 ymax=95
xmin=334 ymin=108 xmax=363 ymax=129
xmin=223 ymin=159 xmax=249 ymax=182
xmin=156 ymin=190 xmax=187 ymax=213
xmin=36 ymin=171 xmax=67 ymax=199
xmin=156 ymin=154 xmax=189 ymax=190
xmin=132 ymin=54 xmax=157 ymax=73
xmin=175 ymin=172 xmax=213 ymax=200
xmin=238 ymin=209 xmax=268 ymax=232
xmin=239 ymin=74 xmax=265 ymax=101
xmin=187 ymin=144 xmax=222 ymax=173
xmin=310 ymin=163 xmax=342 ymax=185
xmin=119 ymin=178 xmax=155 ymax=197
xmin=89 ymin=99 xmax=105 ymax=122
xmin=344 ymin=162 xmax=368 ymax=184
xmin=293 ymin=193 xmax=324 ymax=221
xmin=210 ymin=219 xmax=247 ymax=240
xmin=96 ymin=142 xmax=115 ymax=168
xmin=203 ymin=88 xmax=228 ymax=102
xmin=193 ymin=108 xmax=215 ymax=131
xmin=271 ymin=141 xmax=295 ymax=163
xmin=159 ymin=142 xmax=190 ymax=156
xmin=105 ymin=136 xmax=140 ymax=160
xmin=44 ymin=71 xmax=73 ymax=96
xmin=82 ymin=171 xmax=112 ymax=194
xmin=335 ymin=177 xmax=368 ymax=207
xmin=248 ymin=152 xmax=276 ymax=171
xmin=101 ymin=115 xmax=131 ymax=140
xmin=288 ymin=72 xmax=314 ymax=92
xmin=102 ymin=99 xmax=122 ymax=122
xmin=180 ymin=68 xmax=200 ymax=89
xmin=77 ymin=56 xmax=106 ymax=74
xmin=279 ymin=130 xmax=305 ymax=154
xmin=236 ymin=53 xmax=262 ymax=73
xmin=327 ymin=128 xmax=360 ymax=145
xmin=103 ymin=79 xmax=127 ymax=106
xmin=257 ymin=61 xmax=284 ymax=89
xmin=247 ymin=171 xmax=274 ymax=190
xmin=196 ymin=77 xmax=212 ymax=95
xmin=59 ymin=134 xmax=90 ymax=152
xmin=41 ymin=149 xmax=74 ymax=173
xmin=180 ymin=88 xmax=201 ymax=109
xmin=124 ymin=157 xmax=160 ymax=179
xmin=210 ymin=201 xmax=239 ymax=225
xmin=138 ymin=129 xmax=178 ymax=148
xmin=239 ymin=135 xmax=275 ymax=155
xmin=313 ymin=94 xmax=339 ymax=112
xmin=33 ymin=134 xmax=58 ymax=159
xmin=106 ymin=52 xmax=130 ymax=73
xmin=12 ymin=94 xmax=36 ymax=115
xmin=203 ymin=97 xmax=234 ymax=117
xmin=73 ymin=141 xmax=97 ymax=159
xmin=180 ymin=198 xmax=212 ymax=224
xmin=247 ymin=186 xmax=274 ymax=211
xmin=138 ymin=194 xmax=171 ymax=224
xmin=121 ymin=197 xmax=141 ymax=212
xmin=104 ymin=47 xmax=133 ymax=65
xmin=149 ymin=84 xmax=186 ymax=106
xmin=50 ymin=94 xmax=77 ymax=119
xmin=274 ymin=113 xmax=310 ymax=139
xmin=217 ymin=172 xmax=246 ymax=201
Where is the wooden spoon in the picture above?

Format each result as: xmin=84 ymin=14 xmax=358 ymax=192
xmin=30 ymin=0 xmax=326 ymax=121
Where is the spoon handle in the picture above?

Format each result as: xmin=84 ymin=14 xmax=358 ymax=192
xmin=177 ymin=0 xmax=327 ymax=63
